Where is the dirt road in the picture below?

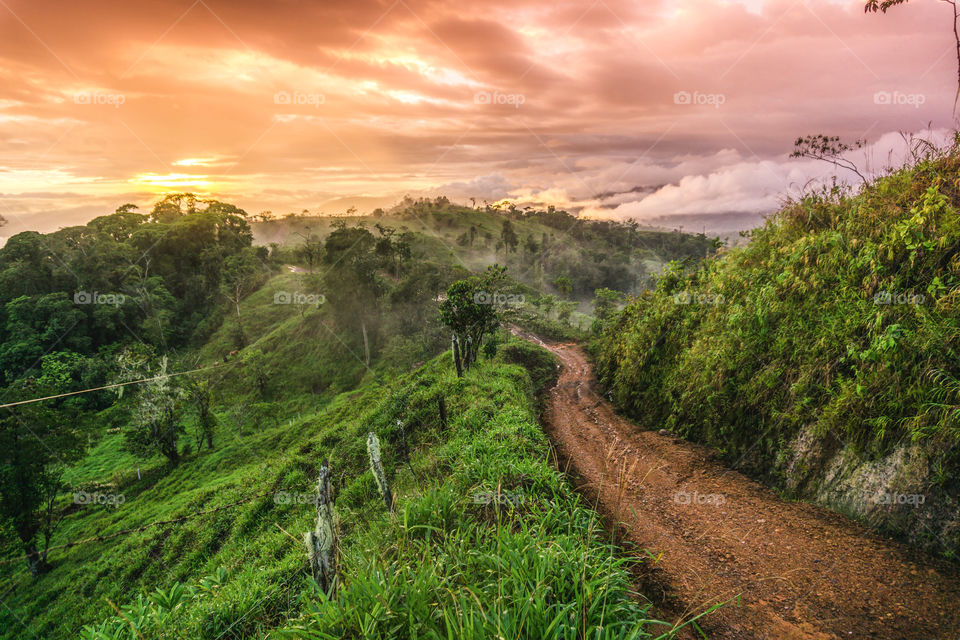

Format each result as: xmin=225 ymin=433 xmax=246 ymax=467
xmin=522 ymin=332 xmax=960 ymax=640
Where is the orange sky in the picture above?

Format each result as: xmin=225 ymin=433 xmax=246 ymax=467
xmin=0 ymin=0 xmax=955 ymax=236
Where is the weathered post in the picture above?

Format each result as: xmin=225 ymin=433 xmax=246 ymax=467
xmin=396 ymin=419 xmax=422 ymax=484
xmin=304 ymin=461 xmax=338 ymax=596
xmin=396 ymin=419 xmax=411 ymax=465
xmin=367 ymin=432 xmax=393 ymax=511
xmin=438 ymin=396 xmax=448 ymax=430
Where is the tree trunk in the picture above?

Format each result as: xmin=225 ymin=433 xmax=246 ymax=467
xmin=367 ymin=432 xmax=392 ymax=511
xmin=25 ymin=543 xmax=51 ymax=576
xmin=953 ymin=1 xmax=960 ymax=114
xmin=452 ymin=334 xmax=463 ymax=377
xmin=438 ymin=396 xmax=448 ymax=430
xmin=361 ymin=320 xmax=370 ymax=367
xmin=162 ymin=433 xmax=179 ymax=464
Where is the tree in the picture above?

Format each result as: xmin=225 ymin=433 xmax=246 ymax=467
xmin=500 ymin=220 xmax=519 ymax=255
xmin=866 ymin=0 xmax=960 ymax=111
xmin=374 ymin=224 xmax=412 ymax=279
xmin=89 ymin=206 xmax=146 ymax=241
xmin=295 ymin=230 xmax=324 ymax=273
xmin=183 ymin=376 xmax=217 ymax=451
xmin=0 ymin=353 xmax=88 ymax=575
xmin=0 ymin=232 xmax=55 ymax=298
xmin=523 ymin=234 xmax=539 ymax=262
xmin=123 ymin=200 xmax=253 ymax=343
xmin=554 ymin=275 xmax=573 ymax=299
xmin=149 ymin=193 xmax=199 ymax=223
xmin=0 ymin=293 xmax=88 ymax=382
xmin=229 ymin=401 xmax=250 ymax=435
xmin=114 ymin=347 xmax=184 ymax=464
xmin=220 ymin=248 xmax=265 ymax=346
xmin=322 ymin=225 xmax=382 ymax=366
xmin=538 ymin=294 xmax=556 ymax=318
xmin=791 ymin=135 xmax=866 ymax=184
xmin=129 ymin=274 xmax=177 ymax=348
xmin=438 ymin=266 xmax=505 ymax=375
xmin=591 ymin=288 xmax=626 ymax=332
xmin=555 ymin=300 xmax=577 ymax=323
xmin=242 ymin=348 xmax=270 ymax=396
xmin=387 ymin=261 xmax=451 ymax=341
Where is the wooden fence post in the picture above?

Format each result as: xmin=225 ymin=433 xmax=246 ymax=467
xmin=367 ymin=432 xmax=393 ymax=511
xmin=438 ymin=396 xmax=448 ymax=430
xmin=396 ymin=419 xmax=422 ymax=484
xmin=304 ymin=461 xmax=338 ymax=597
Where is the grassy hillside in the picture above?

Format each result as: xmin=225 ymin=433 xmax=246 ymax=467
xmin=593 ymin=140 xmax=960 ymax=557
xmin=0 ymin=192 xmax=725 ymax=638
xmin=1 ymin=332 xmax=704 ymax=639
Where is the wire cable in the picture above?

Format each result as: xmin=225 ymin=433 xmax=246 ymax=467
xmin=0 ymin=361 xmax=239 ymax=409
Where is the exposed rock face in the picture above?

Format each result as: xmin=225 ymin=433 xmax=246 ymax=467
xmin=781 ymin=425 xmax=959 ymax=557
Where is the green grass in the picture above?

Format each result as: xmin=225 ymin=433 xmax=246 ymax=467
xmin=2 ymin=335 xmax=701 ymax=639
xmin=194 ymin=271 xmax=370 ymax=397
xmin=63 ymin=430 xmax=139 ymax=487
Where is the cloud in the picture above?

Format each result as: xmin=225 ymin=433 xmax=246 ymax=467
xmin=0 ymin=0 xmax=954 ymax=233
xmin=609 ymin=128 xmax=955 ymax=224
xmin=612 ymin=161 xmax=795 ymax=219
xmin=430 ymin=173 xmax=516 ymax=201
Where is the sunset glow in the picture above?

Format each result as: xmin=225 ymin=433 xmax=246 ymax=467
xmin=132 ymin=173 xmax=212 ymax=188
xmin=0 ymin=0 xmax=954 ymax=235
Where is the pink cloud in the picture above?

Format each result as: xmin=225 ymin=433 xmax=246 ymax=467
xmin=0 ymin=0 xmax=954 ymax=233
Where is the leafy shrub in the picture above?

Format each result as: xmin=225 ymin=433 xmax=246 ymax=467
xmin=498 ymin=339 xmax=559 ymax=392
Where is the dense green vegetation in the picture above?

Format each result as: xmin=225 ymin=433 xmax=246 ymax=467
xmin=0 ymin=194 xmax=262 ymax=575
xmin=593 ymin=139 xmax=960 ymax=556
xmin=0 ymin=194 xmax=721 ymax=638
xmin=0 ymin=197 xmax=499 ymax=583
xmin=257 ymin=198 xmax=717 ymax=301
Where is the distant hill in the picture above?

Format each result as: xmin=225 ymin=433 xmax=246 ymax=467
xmin=252 ymin=198 xmax=719 ymax=302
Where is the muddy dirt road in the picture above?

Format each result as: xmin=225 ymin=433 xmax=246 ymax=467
xmin=522 ymin=332 xmax=960 ymax=640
